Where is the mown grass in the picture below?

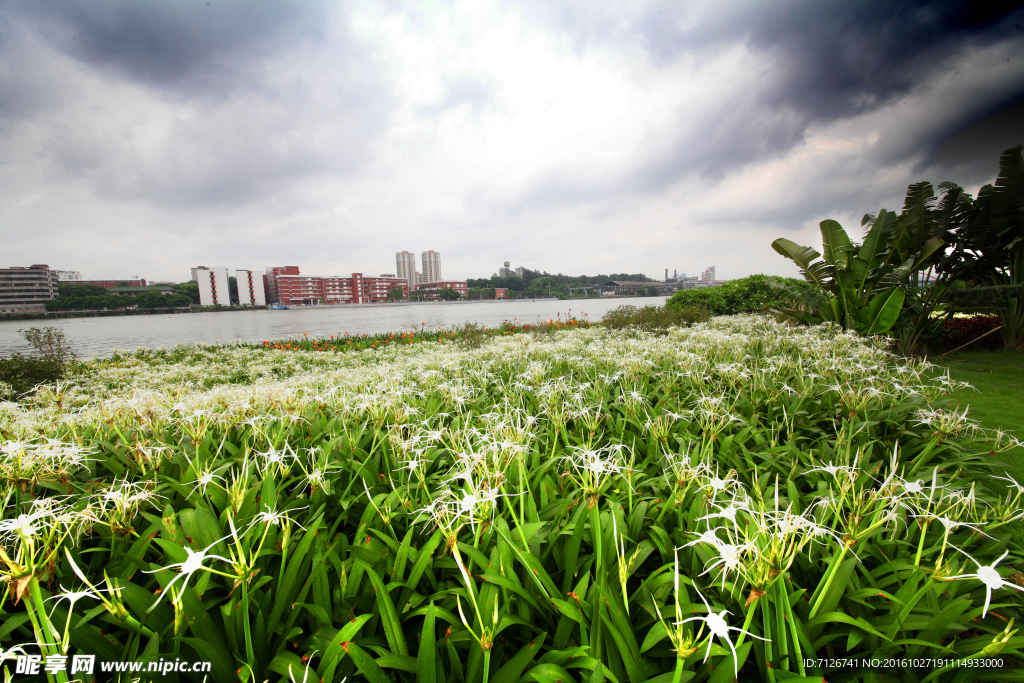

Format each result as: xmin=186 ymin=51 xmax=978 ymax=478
xmin=931 ymin=350 xmax=1024 ymax=539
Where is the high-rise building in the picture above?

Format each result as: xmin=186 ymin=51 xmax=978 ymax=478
xmin=421 ymin=250 xmax=442 ymax=284
xmin=235 ymin=270 xmax=267 ymax=306
xmin=499 ymin=261 xmax=512 ymax=278
xmin=514 ymin=267 xmax=525 ymax=278
xmin=193 ymin=266 xmax=230 ymax=306
xmin=0 ymin=264 xmax=60 ymax=314
xmin=52 ymin=270 xmax=82 ymax=282
xmin=702 ymin=266 xmax=716 ymax=281
xmin=396 ymin=251 xmax=417 ymax=287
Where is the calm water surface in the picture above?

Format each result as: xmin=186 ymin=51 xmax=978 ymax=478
xmin=0 ymin=297 xmax=667 ymax=359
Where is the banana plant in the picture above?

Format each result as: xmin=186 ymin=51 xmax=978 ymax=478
xmin=771 ymin=212 xmax=925 ymax=335
xmin=942 ymin=145 xmax=1024 ymax=350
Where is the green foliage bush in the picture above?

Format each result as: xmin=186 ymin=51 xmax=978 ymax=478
xmin=0 ymin=328 xmax=76 ymax=399
xmin=600 ymin=303 xmax=709 ymax=333
xmin=0 ymin=354 xmax=64 ymax=398
xmin=665 ymin=274 xmax=810 ymax=315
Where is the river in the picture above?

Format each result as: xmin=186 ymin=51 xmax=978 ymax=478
xmin=0 ymin=297 xmax=669 ymax=359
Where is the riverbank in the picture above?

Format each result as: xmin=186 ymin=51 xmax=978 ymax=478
xmin=0 ymin=296 xmax=616 ymax=321
xmin=0 ymin=304 xmax=271 ymax=320
xmin=1 ymin=296 xmax=670 ymax=359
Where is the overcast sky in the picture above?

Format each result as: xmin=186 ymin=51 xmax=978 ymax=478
xmin=2 ymin=1 xmax=1022 ymax=283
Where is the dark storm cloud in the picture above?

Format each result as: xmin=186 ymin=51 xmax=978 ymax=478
xmin=0 ymin=0 xmax=394 ymax=211
xmin=510 ymin=0 xmax=1024 ymax=195
xmin=4 ymin=0 xmax=331 ymax=96
xmin=919 ymin=90 xmax=1024 ymax=178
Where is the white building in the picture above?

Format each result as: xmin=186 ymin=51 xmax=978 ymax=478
xmin=235 ymin=269 xmax=266 ymax=306
xmin=701 ymin=266 xmax=716 ymax=281
xmin=421 ymin=250 xmax=442 ymax=283
xmin=396 ymin=251 xmax=417 ymax=287
xmin=194 ymin=266 xmax=230 ymax=306
xmin=51 ymin=270 xmax=82 ymax=282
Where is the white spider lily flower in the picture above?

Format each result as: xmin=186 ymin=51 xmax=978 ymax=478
xmin=247 ymin=505 xmax=307 ymax=531
xmin=699 ymin=501 xmax=747 ymax=525
xmin=145 ymin=537 xmax=233 ymax=609
xmin=45 ymin=584 xmax=120 ymax=621
xmin=802 ymin=461 xmax=858 ymax=481
xmin=994 ymin=474 xmax=1024 ymax=495
xmin=699 ymin=539 xmax=752 ymax=589
xmin=683 ymin=528 xmax=722 ymax=547
xmin=674 ymin=585 xmax=768 ymax=676
xmin=191 ymin=469 xmax=225 ymax=496
xmin=0 ymin=513 xmax=41 ymax=539
xmin=947 ymin=548 xmax=1024 ymax=617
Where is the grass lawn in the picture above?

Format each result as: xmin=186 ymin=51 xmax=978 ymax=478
xmin=931 ymin=349 xmax=1024 ymax=539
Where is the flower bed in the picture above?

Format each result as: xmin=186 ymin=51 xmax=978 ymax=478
xmin=1 ymin=316 xmax=1022 ymax=682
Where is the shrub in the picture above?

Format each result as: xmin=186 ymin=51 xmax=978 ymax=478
xmin=456 ymin=321 xmax=488 ymax=348
xmin=22 ymin=326 xmax=77 ymax=368
xmin=600 ymin=303 xmax=709 ymax=333
xmin=666 ymin=273 xmax=812 ymax=315
xmin=0 ymin=328 xmax=76 ymax=400
xmin=939 ymin=315 xmax=1004 ymax=351
xmin=0 ymin=354 xmax=64 ymax=398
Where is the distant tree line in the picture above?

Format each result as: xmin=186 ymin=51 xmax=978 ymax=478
xmin=466 ymin=269 xmax=656 ymax=299
xmin=44 ymin=282 xmax=201 ymax=311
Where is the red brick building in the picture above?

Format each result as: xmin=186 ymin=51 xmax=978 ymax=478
xmin=414 ymin=280 xmax=469 ymax=300
xmin=265 ymin=266 xmax=300 ymax=304
xmin=265 ymin=267 xmax=409 ymax=305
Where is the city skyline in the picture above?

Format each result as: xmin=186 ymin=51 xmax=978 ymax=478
xmin=2 ymin=3 xmax=1021 ymax=281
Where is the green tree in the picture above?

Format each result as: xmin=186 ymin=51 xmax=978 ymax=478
xmin=389 ymin=287 xmax=405 ymax=302
xmin=942 ymin=145 xmax=1024 ymax=351
xmin=174 ymin=281 xmax=201 ymax=304
xmin=439 ymin=287 xmax=461 ymax=301
xmin=229 ymin=276 xmax=239 ymax=305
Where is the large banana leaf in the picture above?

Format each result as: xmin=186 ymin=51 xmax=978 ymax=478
xmin=771 ymin=239 xmax=831 ymax=288
xmin=820 ymin=220 xmax=853 ymax=269
xmin=863 ymin=287 xmax=905 ymax=334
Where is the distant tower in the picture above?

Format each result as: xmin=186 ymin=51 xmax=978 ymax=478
xmin=396 ymin=251 xmax=417 ymax=287
xmin=421 ymin=250 xmax=442 ymax=284
xmin=499 ymin=261 xmax=511 ymax=278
